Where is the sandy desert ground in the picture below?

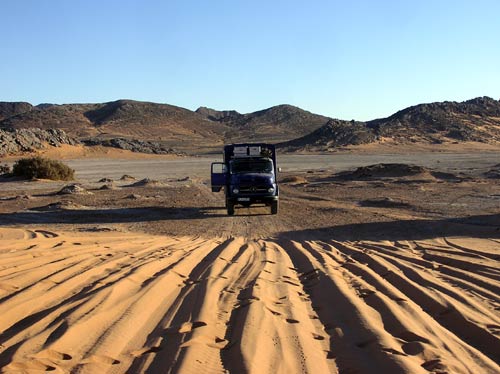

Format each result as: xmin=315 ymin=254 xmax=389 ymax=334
xmin=0 ymin=149 xmax=499 ymax=374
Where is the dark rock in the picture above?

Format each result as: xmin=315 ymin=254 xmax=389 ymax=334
xmin=58 ymin=184 xmax=93 ymax=195
xmin=83 ymin=138 xmax=176 ymax=155
xmin=120 ymin=174 xmax=136 ymax=181
xmin=0 ymin=128 xmax=79 ymax=156
xmin=125 ymin=193 xmax=142 ymax=199
xmin=126 ymin=178 xmax=163 ymax=187
xmin=484 ymin=164 xmax=500 ymax=179
xmin=99 ymin=183 xmax=118 ymax=190
xmin=359 ymin=198 xmax=412 ymax=208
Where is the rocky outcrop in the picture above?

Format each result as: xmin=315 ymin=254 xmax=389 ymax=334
xmin=83 ymin=138 xmax=177 ymax=154
xmin=0 ymin=128 xmax=79 ymax=156
xmin=278 ymin=119 xmax=377 ymax=151
xmin=0 ymin=127 xmax=180 ymax=157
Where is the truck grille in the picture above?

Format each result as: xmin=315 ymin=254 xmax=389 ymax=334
xmin=239 ymin=185 xmax=269 ymax=193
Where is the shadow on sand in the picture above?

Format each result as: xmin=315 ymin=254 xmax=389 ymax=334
xmin=0 ymin=205 xmax=276 ymax=225
xmin=276 ymin=213 xmax=500 ymax=241
xmin=0 ymin=205 xmax=498 ymax=241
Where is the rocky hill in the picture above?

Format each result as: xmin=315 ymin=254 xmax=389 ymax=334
xmin=0 ymin=100 xmax=227 ymax=146
xmin=1 ymin=97 xmax=500 ymax=155
xmin=197 ymin=104 xmax=330 ymax=143
xmin=82 ymin=100 xmax=225 ymax=141
xmin=279 ymin=97 xmax=500 ymax=151
xmin=1 ymin=101 xmax=330 ymax=149
xmin=0 ymin=102 xmax=33 ymax=121
xmin=368 ymin=96 xmax=500 ymax=143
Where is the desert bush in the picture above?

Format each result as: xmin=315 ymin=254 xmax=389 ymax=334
xmin=12 ymin=157 xmax=74 ymax=180
xmin=0 ymin=164 xmax=11 ymax=175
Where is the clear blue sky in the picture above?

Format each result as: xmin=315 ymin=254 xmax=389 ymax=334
xmin=1 ymin=0 xmax=499 ymax=120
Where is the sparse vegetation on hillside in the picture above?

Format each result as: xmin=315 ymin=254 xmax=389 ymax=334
xmin=12 ymin=157 xmax=74 ymax=180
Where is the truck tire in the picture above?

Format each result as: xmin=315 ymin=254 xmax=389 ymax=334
xmin=271 ymin=200 xmax=278 ymax=215
xmin=227 ymin=201 xmax=235 ymax=216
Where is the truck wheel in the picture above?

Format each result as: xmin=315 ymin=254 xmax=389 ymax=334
xmin=227 ymin=201 xmax=235 ymax=216
xmin=271 ymin=201 xmax=278 ymax=215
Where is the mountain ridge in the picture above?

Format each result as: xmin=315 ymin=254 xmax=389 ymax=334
xmin=1 ymin=97 xmax=500 ymax=152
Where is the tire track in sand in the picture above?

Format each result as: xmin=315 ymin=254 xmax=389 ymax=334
xmin=0 ymin=228 xmax=498 ymax=374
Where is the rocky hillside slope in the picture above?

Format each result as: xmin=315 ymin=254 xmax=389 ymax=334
xmin=0 ymin=100 xmax=227 ymax=146
xmin=369 ymin=96 xmax=500 ymax=142
xmin=279 ymin=97 xmax=500 ymax=150
xmin=278 ymin=119 xmax=376 ymax=150
xmin=0 ymin=102 xmax=33 ymax=121
xmin=0 ymin=101 xmax=330 ymax=151
xmin=196 ymin=104 xmax=330 ymax=143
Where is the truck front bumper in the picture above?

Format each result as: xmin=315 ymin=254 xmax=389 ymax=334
xmin=228 ymin=195 xmax=278 ymax=205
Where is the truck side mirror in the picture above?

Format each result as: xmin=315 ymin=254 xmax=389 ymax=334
xmin=278 ymin=167 xmax=282 ymax=173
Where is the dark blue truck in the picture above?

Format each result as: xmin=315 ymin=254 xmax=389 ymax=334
xmin=211 ymin=143 xmax=279 ymax=215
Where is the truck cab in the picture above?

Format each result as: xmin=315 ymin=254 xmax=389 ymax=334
xmin=211 ymin=144 xmax=279 ymax=215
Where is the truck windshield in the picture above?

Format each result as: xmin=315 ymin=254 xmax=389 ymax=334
xmin=230 ymin=159 xmax=274 ymax=174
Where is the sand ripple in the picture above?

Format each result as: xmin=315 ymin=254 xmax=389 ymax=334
xmin=0 ymin=228 xmax=498 ymax=374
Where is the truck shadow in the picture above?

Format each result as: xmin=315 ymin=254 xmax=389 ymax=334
xmin=1 ymin=208 xmax=497 ymax=241
xmin=0 ymin=205 xmax=273 ymax=225
xmin=0 ymin=206 xmax=217 ymax=225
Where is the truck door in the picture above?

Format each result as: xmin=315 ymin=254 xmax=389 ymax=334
xmin=211 ymin=162 xmax=226 ymax=192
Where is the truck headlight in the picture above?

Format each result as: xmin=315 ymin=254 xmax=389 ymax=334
xmin=232 ymin=188 xmax=239 ymax=194
xmin=268 ymin=187 xmax=275 ymax=193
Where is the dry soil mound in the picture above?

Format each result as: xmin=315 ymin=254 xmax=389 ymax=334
xmin=341 ymin=163 xmax=428 ymax=179
xmin=485 ymin=164 xmax=500 ymax=179
xmin=57 ymin=184 xmax=93 ymax=195
xmin=126 ymin=178 xmax=164 ymax=187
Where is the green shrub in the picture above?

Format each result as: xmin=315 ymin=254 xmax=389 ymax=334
xmin=12 ymin=157 xmax=74 ymax=181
